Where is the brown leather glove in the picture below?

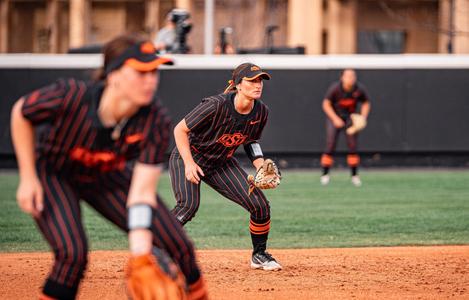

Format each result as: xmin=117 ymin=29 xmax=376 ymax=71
xmin=126 ymin=250 xmax=187 ymax=300
xmin=346 ymin=113 xmax=367 ymax=135
xmin=247 ymin=159 xmax=281 ymax=194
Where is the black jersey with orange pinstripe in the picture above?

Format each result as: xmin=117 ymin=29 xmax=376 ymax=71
xmin=325 ymin=81 xmax=369 ymax=119
xmin=21 ymin=78 xmax=171 ymax=175
xmin=180 ymin=92 xmax=268 ymax=169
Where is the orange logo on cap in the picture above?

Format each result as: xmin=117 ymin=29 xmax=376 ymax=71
xmin=251 ymin=66 xmax=260 ymax=71
xmin=140 ymin=42 xmax=156 ymax=54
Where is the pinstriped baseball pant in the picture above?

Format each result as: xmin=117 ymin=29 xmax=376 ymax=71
xmin=325 ymin=119 xmax=358 ymax=154
xmin=34 ymin=163 xmax=201 ymax=300
xmin=169 ymin=151 xmax=271 ymax=225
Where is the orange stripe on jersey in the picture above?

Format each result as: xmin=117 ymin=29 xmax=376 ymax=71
xmin=347 ymin=154 xmax=360 ymax=166
xmin=321 ymin=154 xmax=334 ymax=167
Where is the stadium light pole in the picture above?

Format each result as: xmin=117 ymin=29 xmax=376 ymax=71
xmin=204 ymin=0 xmax=214 ymax=55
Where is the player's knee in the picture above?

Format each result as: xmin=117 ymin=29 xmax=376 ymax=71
xmin=250 ymin=200 xmax=270 ymax=218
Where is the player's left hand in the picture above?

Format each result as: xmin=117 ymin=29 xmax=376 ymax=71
xmin=346 ymin=113 xmax=367 ymax=135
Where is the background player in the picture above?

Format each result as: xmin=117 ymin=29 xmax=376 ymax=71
xmin=10 ymin=34 xmax=207 ymax=299
xmin=320 ymin=68 xmax=371 ymax=187
xmin=169 ymin=63 xmax=282 ymax=271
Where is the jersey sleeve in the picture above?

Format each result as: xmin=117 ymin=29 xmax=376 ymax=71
xmin=138 ymin=103 xmax=172 ymax=165
xmin=358 ymin=84 xmax=370 ymax=103
xmin=21 ymin=79 xmax=67 ymax=125
xmin=184 ymin=98 xmax=217 ymax=131
xmin=324 ymin=82 xmax=338 ymax=102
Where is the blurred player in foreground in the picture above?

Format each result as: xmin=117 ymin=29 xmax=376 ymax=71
xmin=169 ymin=63 xmax=282 ymax=271
xmin=320 ymin=69 xmax=371 ymax=187
xmin=11 ymin=34 xmax=207 ymax=300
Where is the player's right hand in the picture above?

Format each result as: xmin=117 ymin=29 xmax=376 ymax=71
xmin=332 ymin=118 xmax=345 ymax=128
xmin=184 ymin=161 xmax=205 ymax=184
xmin=16 ymin=177 xmax=44 ymax=218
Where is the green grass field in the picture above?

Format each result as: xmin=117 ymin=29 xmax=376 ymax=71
xmin=1 ymin=170 xmax=468 ymax=252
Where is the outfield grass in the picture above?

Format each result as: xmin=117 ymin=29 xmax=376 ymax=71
xmin=1 ymin=170 xmax=468 ymax=252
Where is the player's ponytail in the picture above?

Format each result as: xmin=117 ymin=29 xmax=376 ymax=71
xmin=223 ymin=79 xmax=236 ymax=94
xmin=223 ymin=62 xmax=252 ymax=94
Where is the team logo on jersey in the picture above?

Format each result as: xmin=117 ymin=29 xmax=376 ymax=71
xmin=217 ymin=133 xmax=247 ymax=147
xmin=338 ymin=98 xmax=356 ymax=112
xmin=70 ymin=147 xmax=125 ymax=172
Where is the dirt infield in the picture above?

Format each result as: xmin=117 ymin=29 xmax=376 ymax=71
xmin=1 ymin=246 xmax=468 ymax=300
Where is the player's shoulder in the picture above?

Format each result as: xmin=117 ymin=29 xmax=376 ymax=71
xmin=355 ymin=81 xmax=368 ymax=92
xmin=202 ymin=93 xmax=227 ymax=104
xmin=142 ymin=99 xmax=170 ymax=125
xmin=325 ymin=81 xmax=341 ymax=97
xmin=355 ymin=82 xmax=370 ymax=97
xmin=256 ymin=99 xmax=269 ymax=112
xmin=144 ymin=98 xmax=169 ymax=116
xmin=35 ymin=77 xmax=81 ymax=92
xmin=54 ymin=77 xmax=90 ymax=90
xmin=24 ymin=77 xmax=89 ymax=102
xmin=328 ymin=81 xmax=341 ymax=90
xmin=198 ymin=93 xmax=228 ymax=111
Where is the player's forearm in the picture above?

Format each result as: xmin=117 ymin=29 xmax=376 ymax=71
xmin=11 ymin=99 xmax=37 ymax=179
xmin=361 ymin=102 xmax=371 ymax=118
xmin=128 ymin=163 xmax=161 ymax=206
xmin=174 ymin=120 xmax=195 ymax=165
xmin=127 ymin=163 xmax=161 ymax=255
xmin=322 ymin=100 xmax=341 ymax=122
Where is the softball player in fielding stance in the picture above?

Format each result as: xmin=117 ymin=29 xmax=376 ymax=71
xmin=169 ymin=63 xmax=282 ymax=271
xmin=11 ymin=34 xmax=207 ymax=299
xmin=320 ymin=69 xmax=371 ymax=187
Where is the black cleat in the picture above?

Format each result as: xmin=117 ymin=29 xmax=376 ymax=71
xmin=250 ymin=251 xmax=282 ymax=271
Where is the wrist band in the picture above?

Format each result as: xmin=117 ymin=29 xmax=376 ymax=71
xmin=128 ymin=203 xmax=153 ymax=230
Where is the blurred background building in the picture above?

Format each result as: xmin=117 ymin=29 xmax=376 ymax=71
xmin=1 ymin=0 xmax=469 ymax=54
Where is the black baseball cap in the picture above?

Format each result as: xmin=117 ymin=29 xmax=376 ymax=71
xmin=104 ymin=41 xmax=173 ymax=75
xmin=233 ymin=63 xmax=271 ymax=84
